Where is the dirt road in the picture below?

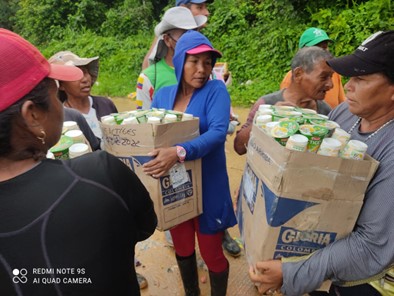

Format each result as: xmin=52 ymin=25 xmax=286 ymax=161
xmin=112 ymin=98 xmax=258 ymax=295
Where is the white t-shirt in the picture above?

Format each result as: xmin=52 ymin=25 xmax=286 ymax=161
xmin=82 ymin=96 xmax=102 ymax=139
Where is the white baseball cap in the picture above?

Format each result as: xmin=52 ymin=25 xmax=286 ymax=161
xmin=154 ymin=7 xmax=207 ymax=37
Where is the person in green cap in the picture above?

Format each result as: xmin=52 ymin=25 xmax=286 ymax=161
xmin=298 ymin=27 xmax=333 ymax=49
xmin=280 ymin=27 xmax=345 ymax=108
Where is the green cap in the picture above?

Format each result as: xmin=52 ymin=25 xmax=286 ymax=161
xmin=299 ymin=27 xmax=333 ymax=48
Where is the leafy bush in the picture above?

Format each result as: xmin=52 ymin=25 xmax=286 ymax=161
xmin=311 ymin=0 xmax=394 ymax=56
xmin=205 ymin=0 xmax=305 ymax=106
xmin=100 ymin=0 xmax=154 ymax=38
xmin=205 ymin=0 xmax=393 ymax=106
xmin=8 ymin=0 xmax=394 ymax=106
xmin=0 ymin=0 xmax=19 ymax=29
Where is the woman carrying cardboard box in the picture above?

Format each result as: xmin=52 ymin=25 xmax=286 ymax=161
xmin=143 ymin=30 xmax=237 ymax=296
xmin=249 ymin=30 xmax=394 ymax=296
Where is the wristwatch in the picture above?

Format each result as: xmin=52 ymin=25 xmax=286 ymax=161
xmin=176 ymin=146 xmax=186 ymax=163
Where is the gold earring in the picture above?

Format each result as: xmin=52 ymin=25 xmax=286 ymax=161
xmin=37 ymin=129 xmax=46 ymax=145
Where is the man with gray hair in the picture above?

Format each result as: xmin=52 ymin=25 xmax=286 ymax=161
xmin=234 ymin=46 xmax=333 ymax=155
xmin=280 ymin=27 xmax=345 ymax=108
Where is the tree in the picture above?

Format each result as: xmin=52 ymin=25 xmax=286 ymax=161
xmin=15 ymin=0 xmax=107 ymax=43
xmin=0 ymin=0 xmax=19 ymax=30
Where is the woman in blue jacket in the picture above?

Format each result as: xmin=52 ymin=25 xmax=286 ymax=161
xmin=143 ymin=30 xmax=237 ymax=296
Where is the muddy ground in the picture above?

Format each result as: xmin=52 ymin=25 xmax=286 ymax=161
xmin=112 ymin=98 xmax=258 ymax=295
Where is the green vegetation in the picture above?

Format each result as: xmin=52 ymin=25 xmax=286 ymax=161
xmin=2 ymin=0 xmax=393 ymax=106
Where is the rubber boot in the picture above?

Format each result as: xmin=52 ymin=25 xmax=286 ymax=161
xmin=176 ymin=252 xmax=200 ymax=296
xmin=209 ymin=265 xmax=229 ymax=296
xmin=222 ymin=229 xmax=241 ymax=257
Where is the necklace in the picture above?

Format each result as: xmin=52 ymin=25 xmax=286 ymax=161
xmin=347 ymin=117 xmax=394 ymax=142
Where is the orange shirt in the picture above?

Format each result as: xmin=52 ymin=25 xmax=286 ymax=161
xmin=280 ymin=70 xmax=345 ymax=108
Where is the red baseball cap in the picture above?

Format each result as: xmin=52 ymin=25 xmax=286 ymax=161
xmin=0 ymin=29 xmax=83 ymax=112
xmin=186 ymin=44 xmax=222 ymax=58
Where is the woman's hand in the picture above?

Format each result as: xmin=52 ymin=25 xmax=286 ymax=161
xmin=249 ymin=260 xmax=283 ymax=295
xmin=142 ymin=147 xmax=178 ymax=178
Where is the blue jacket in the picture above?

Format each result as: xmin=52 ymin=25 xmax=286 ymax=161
xmin=152 ymin=30 xmax=237 ymax=234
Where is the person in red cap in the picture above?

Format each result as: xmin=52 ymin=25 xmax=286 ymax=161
xmin=0 ymin=29 xmax=157 ymax=296
xmin=143 ymin=30 xmax=236 ymax=296
xmin=139 ymin=4 xmax=241 ymax=259
xmin=249 ymin=30 xmax=394 ymax=296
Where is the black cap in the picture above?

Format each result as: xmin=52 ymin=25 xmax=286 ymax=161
xmin=327 ymin=30 xmax=394 ymax=77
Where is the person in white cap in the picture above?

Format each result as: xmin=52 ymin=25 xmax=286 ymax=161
xmin=141 ymin=0 xmax=210 ymax=70
xmin=49 ymin=51 xmax=118 ymax=141
xmin=136 ymin=7 xmax=207 ymax=110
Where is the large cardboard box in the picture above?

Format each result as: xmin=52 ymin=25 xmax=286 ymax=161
xmin=237 ymin=124 xmax=379 ymax=289
xmin=101 ymin=119 xmax=203 ymax=231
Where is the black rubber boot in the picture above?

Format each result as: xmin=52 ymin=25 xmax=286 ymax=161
xmin=222 ymin=229 xmax=241 ymax=257
xmin=176 ymin=252 xmax=200 ymax=296
xmin=209 ymin=265 xmax=229 ymax=296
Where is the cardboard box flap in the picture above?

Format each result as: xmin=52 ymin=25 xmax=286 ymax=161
xmin=247 ymin=124 xmax=379 ymax=201
xmin=100 ymin=118 xmax=200 ymax=156
xmin=152 ymin=119 xmax=200 ymax=147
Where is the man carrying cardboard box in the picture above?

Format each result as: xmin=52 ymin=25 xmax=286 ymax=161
xmin=234 ymin=46 xmax=332 ymax=155
xmin=249 ymin=30 xmax=394 ymax=296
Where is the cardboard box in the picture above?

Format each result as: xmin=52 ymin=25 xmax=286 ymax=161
xmin=237 ymin=124 xmax=379 ymax=289
xmin=101 ymin=119 xmax=203 ymax=231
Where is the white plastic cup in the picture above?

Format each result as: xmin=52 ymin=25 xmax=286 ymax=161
xmin=101 ymin=115 xmax=116 ymax=125
xmin=317 ymin=138 xmax=342 ymax=157
xmin=147 ymin=116 xmax=161 ymax=124
xmin=121 ymin=116 xmax=138 ymax=124
xmin=127 ymin=110 xmax=138 ymax=116
xmin=258 ymin=108 xmax=273 ymax=116
xmin=285 ymin=134 xmax=308 ymax=152
xmin=46 ymin=151 xmax=55 ymax=159
xmin=69 ymin=143 xmax=90 ymax=158
xmin=63 ymin=121 xmax=78 ymax=132
xmin=324 ymin=121 xmax=341 ymax=137
xmin=264 ymin=121 xmax=280 ymax=135
xmin=65 ymin=129 xmax=84 ymax=144
xmin=340 ymin=140 xmax=368 ymax=160
xmin=317 ymin=114 xmax=329 ymax=120
xmin=182 ymin=113 xmax=193 ymax=121
xmin=147 ymin=110 xmax=164 ymax=119
xmin=258 ymin=104 xmax=272 ymax=111
xmin=331 ymin=128 xmax=351 ymax=150
xmin=164 ymin=114 xmax=177 ymax=123
xmin=255 ymin=115 xmax=272 ymax=129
